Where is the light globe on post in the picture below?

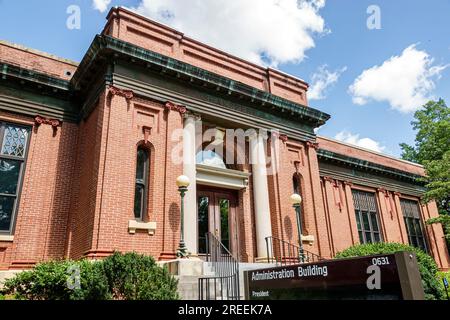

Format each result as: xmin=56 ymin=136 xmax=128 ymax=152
xmin=291 ymin=193 xmax=305 ymax=263
xmin=290 ymin=193 xmax=302 ymax=206
xmin=176 ymin=175 xmax=190 ymax=188
xmin=176 ymin=175 xmax=190 ymax=258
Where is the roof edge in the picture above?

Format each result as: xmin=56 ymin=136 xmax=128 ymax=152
xmin=318 ymin=135 xmax=423 ymax=168
xmin=0 ymin=40 xmax=79 ymax=66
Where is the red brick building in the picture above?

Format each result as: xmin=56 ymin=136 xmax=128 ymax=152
xmin=0 ymin=7 xmax=448 ymax=274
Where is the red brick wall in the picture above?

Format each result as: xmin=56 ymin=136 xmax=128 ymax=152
xmin=0 ymin=41 xmax=77 ymax=80
xmin=65 ymin=95 xmax=105 ymax=259
xmin=66 ymin=89 xmax=185 ymax=261
xmin=1 ymin=96 xmax=449 ymax=269
xmin=318 ymin=177 xmax=449 ymax=269
xmin=0 ymin=110 xmax=78 ymax=269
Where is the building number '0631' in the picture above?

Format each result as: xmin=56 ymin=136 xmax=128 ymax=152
xmin=372 ymin=256 xmax=390 ymax=266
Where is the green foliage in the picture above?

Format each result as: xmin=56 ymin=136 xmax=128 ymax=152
xmin=0 ymin=252 xmax=179 ymax=300
xmin=102 ymin=252 xmax=179 ymax=300
xmin=0 ymin=294 xmax=4 ymax=300
xmin=1 ymin=260 xmax=110 ymax=300
xmin=400 ymin=99 xmax=450 ymax=164
xmin=335 ymin=242 xmax=443 ymax=300
xmin=436 ymin=271 xmax=450 ymax=299
xmin=400 ymin=99 xmax=450 ymax=244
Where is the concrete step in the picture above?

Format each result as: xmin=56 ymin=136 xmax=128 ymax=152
xmin=172 ymin=259 xmax=277 ymax=300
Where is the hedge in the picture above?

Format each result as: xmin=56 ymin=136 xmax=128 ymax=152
xmin=0 ymin=252 xmax=179 ymax=300
xmin=335 ymin=242 xmax=443 ymax=300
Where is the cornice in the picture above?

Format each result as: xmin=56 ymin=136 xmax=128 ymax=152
xmin=317 ymin=148 xmax=424 ymax=185
xmin=0 ymin=62 xmax=71 ymax=93
xmin=72 ymin=35 xmax=331 ymax=128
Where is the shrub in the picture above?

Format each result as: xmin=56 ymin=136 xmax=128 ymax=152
xmin=436 ymin=271 xmax=450 ymax=299
xmin=1 ymin=260 xmax=110 ymax=300
xmin=0 ymin=294 xmax=4 ymax=300
xmin=0 ymin=252 xmax=179 ymax=300
xmin=102 ymin=252 xmax=179 ymax=300
xmin=335 ymin=242 xmax=443 ymax=300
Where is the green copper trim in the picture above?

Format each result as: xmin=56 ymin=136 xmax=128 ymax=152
xmin=317 ymin=149 xmax=424 ymax=184
xmin=0 ymin=62 xmax=78 ymax=122
xmin=73 ymin=35 xmax=330 ymax=127
xmin=0 ymin=62 xmax=71 ymax=91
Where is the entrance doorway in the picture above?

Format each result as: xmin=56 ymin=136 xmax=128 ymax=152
xmin=197 ymin=187 xmax=239 ymax=257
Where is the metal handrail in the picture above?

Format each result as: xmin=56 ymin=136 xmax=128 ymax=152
xmin=198 ymin=232 xmax=240 ymax=300
xmin=265 ymin=236 xmax=324 ymax=266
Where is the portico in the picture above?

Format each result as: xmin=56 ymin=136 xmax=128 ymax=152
xmin=181 ymin=114 xmax=275 ymax=261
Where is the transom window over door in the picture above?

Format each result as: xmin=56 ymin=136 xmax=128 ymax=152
xmin=400 ymin=199 xmax=427 ymax=252
xmin=0 ymin=122 xmax=31 ymax=234
xmin=352 ymin=190 xmax=382 ymax=244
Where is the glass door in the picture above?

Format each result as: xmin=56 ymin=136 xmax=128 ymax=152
xmin=197 ymin=189 xmax=238 ymax=257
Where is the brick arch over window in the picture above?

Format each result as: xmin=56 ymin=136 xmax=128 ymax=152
xmin=134 ymin=141 xmax=155 ymax=221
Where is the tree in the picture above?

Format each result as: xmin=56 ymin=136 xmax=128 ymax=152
xmin=400 ymin=99 xmax=450 ymax=244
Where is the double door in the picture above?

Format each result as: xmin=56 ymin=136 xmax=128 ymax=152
xmin=197 ymin=188 xmax=238 ymax=257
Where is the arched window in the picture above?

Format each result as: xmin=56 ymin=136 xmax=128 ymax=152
xmin=134 ymin=147 xmax=150 ymax=220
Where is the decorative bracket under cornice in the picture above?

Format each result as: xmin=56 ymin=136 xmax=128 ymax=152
xmin=34 ymin=116 xmax=61 ymax=135
xmin=165 ymin=101 xmax=187 ymax=115
xmin=393 ymin=191 xmax=402 ymax=197
xmin=306 ymin=141 xmax=320 ymax=150
xmin=108 ymin=85 xmax=134 ymax=100
xmin=343 ymin=181 xmax=353 ymax=187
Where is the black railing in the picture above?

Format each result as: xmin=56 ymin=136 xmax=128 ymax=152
xmin=265 ymin=236 xmax=324 ymax=266
xmin=198 ymin=232 xmax=240 ymax=300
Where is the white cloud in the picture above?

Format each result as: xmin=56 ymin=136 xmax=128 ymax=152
xmin=308 ymin=65 xmax=347 ymax=100
xmin=334 ymin=131 xmax=386 ymax=153
xmin=131 ymin=0 xmax=327 ymax=67
xmin=349 ymin=44 xmax=448 ymax=113
xmin=93 ymin=0 xmax=111 ymax=13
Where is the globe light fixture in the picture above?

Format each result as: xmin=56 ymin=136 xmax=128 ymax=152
xmin=290 ymin=193 xmax=302 ymax=205
xmin=176 ymin=175 xmax=190 ymax=188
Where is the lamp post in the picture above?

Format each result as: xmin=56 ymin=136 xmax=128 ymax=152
xmin=291 ymin=193 xmax=305 ymax=263
xmin=176 ymin=175 xmax=190 ymax=258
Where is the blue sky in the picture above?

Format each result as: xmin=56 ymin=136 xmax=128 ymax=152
xmin=0 ymin=0 xmax=449 ymax=157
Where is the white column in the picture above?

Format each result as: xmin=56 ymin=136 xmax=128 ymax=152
xmin=249 ymin=132 xmax=273 ymax=260
xmin=183 ymin=115 xmax=198 ymax=255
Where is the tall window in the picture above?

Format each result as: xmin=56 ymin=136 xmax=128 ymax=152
xmin=134 ymin=147 xmax=150 ymax=221
xmin=0 ymin=122 xmax=30 ymax=234
xmin=293 ymin=174 xmax=300 ymax=195
xmin=352 ymin=190 xmax=382 ymax=244
xmin=400 ymin=199 xmax=427 ymax=252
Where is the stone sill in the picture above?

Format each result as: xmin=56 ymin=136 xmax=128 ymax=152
xmin=302 ymin=235 xmax=315 ymax=245
xmin=0 ymin=235 xmax=14 ymax=242
xmin=128 ymin=220 xmax=157 ymax=235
